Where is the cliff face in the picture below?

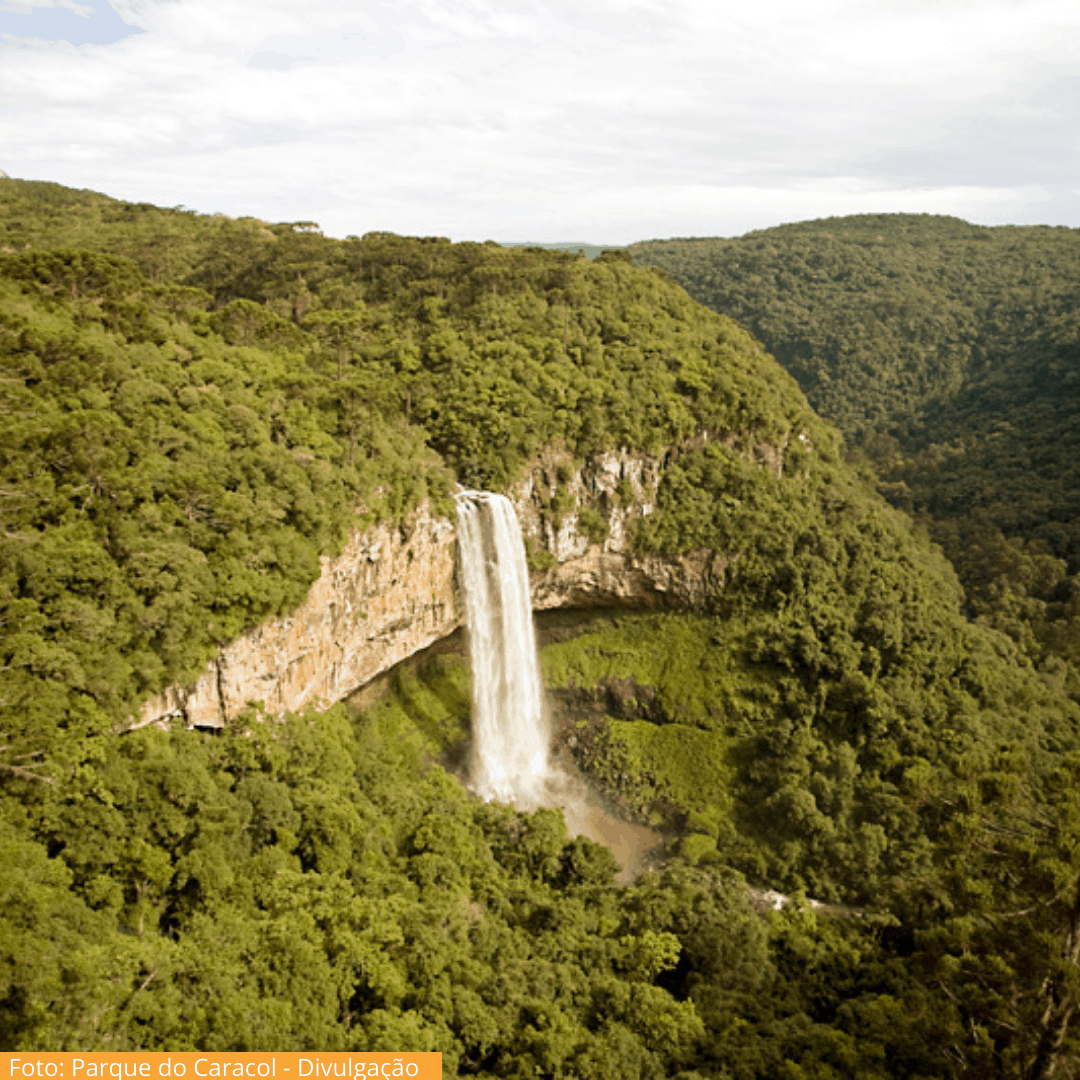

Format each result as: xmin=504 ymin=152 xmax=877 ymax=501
xmin=135 ymin=504 xmax=459 ymax=729
xmin=135 ymin=435 xmax=788 ymax=729
xmin=510 ymin=444 xmax=729 ymax=611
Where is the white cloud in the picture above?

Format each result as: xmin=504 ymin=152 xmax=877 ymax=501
xmin=0 ymin=0 xmax=1077 ymax=240
xmin=1 ymin=0 xmax=94 ymax=15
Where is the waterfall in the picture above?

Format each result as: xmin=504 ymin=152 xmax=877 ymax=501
xmin=454 ymin=490 xmax=550 ymax=806
xmin=454 ymin=489 xmax=660 ymax=882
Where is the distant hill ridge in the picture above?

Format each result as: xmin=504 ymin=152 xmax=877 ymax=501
xmin=630 ymin=213 xmax=1080 ymax=437
xmin=630 ymin=212 xmax=1080 ymax=698
xmin=500 ymin=241 xmax=625 ymax=260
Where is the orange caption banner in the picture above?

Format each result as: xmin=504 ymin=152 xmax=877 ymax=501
xmin=1 ymin=1055 xmax=440 ymax=1080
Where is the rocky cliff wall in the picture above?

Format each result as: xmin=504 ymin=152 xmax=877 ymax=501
xmin=134 ymin=503 xmax=459 ymax=729
xmin=134 ymin=433 xmax=792 ymax=729
xmin=509 ymin=444 xmax=729 ymax=611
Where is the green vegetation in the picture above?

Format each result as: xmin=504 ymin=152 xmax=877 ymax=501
xmin=0 ymin=178 xmax=817 ymax=769
xmin=629 ymin=215 xmax=1080 ymax=442
xmin=4 ymin=647 xmax=1076 ymax=1076
xmin=630 ymin=214 xmax=1080 ymax=710
xmin=576 ymin=506 xmax=609 ymax=545
xmin=2 ymin=182 xmax=1080 ymax=1075
xmin=0 ymin=246 xmax=448 ymax=766
xmin=500 ymin=243 xmax=626 ymax=261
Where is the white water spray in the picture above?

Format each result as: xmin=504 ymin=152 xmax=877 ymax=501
xmin=455 ymin=490 xmax=550 ymax=806
xmin=454 ymin=488 xmax=661 ymax=881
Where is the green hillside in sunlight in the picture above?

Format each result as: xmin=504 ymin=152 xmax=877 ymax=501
xmin=2 ymin=181 xmax=1079 ymax=1076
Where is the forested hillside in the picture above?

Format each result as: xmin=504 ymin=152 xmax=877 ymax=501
xmin=628 ymin=216 xmax=1080 ymax=439
xmin=2 ymin=181 xmax=1079 ymax=1077
xmin=0 ymin=179 xmax=811 ymax=763
xmin=630 ymin=216 xmax=1080 ymax=705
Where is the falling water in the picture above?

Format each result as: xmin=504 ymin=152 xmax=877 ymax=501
xmin=455 ymin=490 xmax=550 ymax=806
xmin=455 ymin=488 xmax=661 ymax=880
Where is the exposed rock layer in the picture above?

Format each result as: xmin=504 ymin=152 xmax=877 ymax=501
xmin=135 ymin=437 xmax=779 ymax=729
xmin=135 ymin=504 xmax=458 ymax=729
xmin=510 ymin=446 xmax=728 ymax=611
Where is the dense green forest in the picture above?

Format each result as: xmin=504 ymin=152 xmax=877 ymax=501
xmin=0 ymin=180 xmax=807 ymax=764
xmin=628 ymin=216 xmax=1080 ymax=442
xmin=2 ymin=181 xmax=1080 ymax=1077
xmin=629 ymin=216 xmax=1080 ymax=707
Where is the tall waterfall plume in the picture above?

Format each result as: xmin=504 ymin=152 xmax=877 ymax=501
xmin=454 ymin=490 xmax=550 ymax=806
xmin=454 ymin=488 xmax=660 ymax=881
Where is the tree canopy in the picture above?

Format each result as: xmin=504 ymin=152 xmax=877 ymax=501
xmin=2 ymin=182 xmax=1080 ymax=1076
xmin=630 ymin=213 xmax=1080 ymax=711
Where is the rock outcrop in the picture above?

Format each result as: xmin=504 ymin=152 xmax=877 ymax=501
xmin=134 ymin=433 xmax=794 ymax=729
xmin=134 ymin=503 xmax=458 ymax=729
xmin=510 ymin=445 xmax=729 ymax=611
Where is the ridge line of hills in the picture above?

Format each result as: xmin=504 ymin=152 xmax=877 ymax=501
xmin=628 ymin=215 xmax=1080 ymax=711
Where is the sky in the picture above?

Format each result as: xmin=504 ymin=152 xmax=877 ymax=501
xmin=1 ymin=0 xmax=1078 ymax=244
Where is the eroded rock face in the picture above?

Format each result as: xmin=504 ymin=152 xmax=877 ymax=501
xmin=510 ymin=446 xmax=728 ymax=610
xmin=134 ymin=503 xmax=458 ymax=729
xmin=135 ymin=434 xmax=792 ymax=729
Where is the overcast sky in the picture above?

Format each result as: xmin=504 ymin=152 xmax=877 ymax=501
xmin=1 ymin=0 xmax=1078 ymax=243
